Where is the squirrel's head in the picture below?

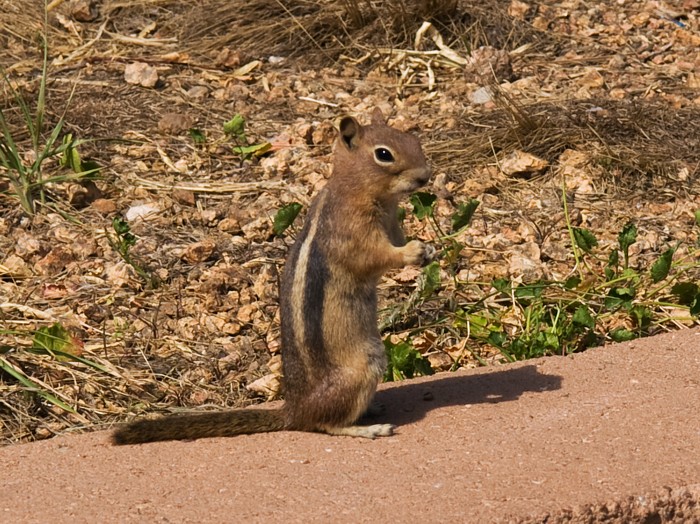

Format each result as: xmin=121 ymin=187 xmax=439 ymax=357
xmin=332 ymin=108 xmax=430 ymax=198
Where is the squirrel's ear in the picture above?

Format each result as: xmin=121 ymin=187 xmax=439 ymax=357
xmin=339 ymin=116 xmax=362 ymax=149
xmin=370 ymin=107 xmax=386 ymax=126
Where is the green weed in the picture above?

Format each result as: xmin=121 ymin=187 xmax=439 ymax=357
xmin=107 ymin=217 xmax=158 ymax=287
xmin=0 ymin=28 xmax=99 ymax=215
xmin=224 ymin=114 xmax=271 ymax=162
xmin=386 ymin=192 xmax=700 ymax=367
xmin=0 ymin=323 xmax=108 ymax=414
xmin=384 ymin=338 xmax=433 ymax=381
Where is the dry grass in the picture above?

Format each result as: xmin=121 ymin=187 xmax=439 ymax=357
xmin=429 ymin=94 xmax=700 ymax=195
xmin=162 ymin=0 xmax=548 ymax=65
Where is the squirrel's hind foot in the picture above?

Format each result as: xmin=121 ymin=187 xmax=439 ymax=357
xmin=322 ymin=423 xmax=395 ymax=439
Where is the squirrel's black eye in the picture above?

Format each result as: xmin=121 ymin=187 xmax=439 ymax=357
xmin=374 ymin=147 xmax=394 ymax=163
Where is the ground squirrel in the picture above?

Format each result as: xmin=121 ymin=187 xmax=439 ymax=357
xmin=112 ymin=108 xmax=433 ymax=444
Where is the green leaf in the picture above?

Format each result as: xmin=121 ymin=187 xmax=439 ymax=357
xmin=451 ymin=199 xmax=479 ymax=232
xmin=409 ymin=192 xmax=437 ymax=219
xmin=542 ymin=330 xmax=560 ymax=351
xmin=487 ymin=330 xmax=507 ymax=349
xmin=223 ymin=114 xmax=246 ymax=141
xmin=492 ymin=278 xmax=511 ymax=295
xmin=122 ymin=232 xmax=136 ymax=249
xmin=232 ymin=141 xmax=272 ymax=158
xmin=383 ymin=339 xmax=433 ymax=382
xmin=413 ymin=358 xmax=433 ymax=378
xmin=629 ymin=305 xmax=652 ymax=329
xmin=273 ymin=203 xmax=303 ymax=236
xmin=514 ymin=282 xmax=544 ymax=300
xmin=418 ymin=261 xmax=441 ymax=298
xmin=619 ymin=268 xmax=639 ymax=281
xmin=453 ymin=311 xmax=490 ymax=338
xmin=564 ymin=276 xmax=581 ymax=289
xmin=604 ymin=286 xmax=635 ymax=310
xmin=671 ymin=282 xmax=700 ymax=305
xmin=573 ymin=227 xmax=598 ymax=253
xmin=694 ymin=209 xmax=700 ymax=228
xmin=59 ymin=134 xmax=73 ymax=168
xmin=609 ymin=328 xmax=636 ymax=343
xmin=572 ymin=306 xmax=595 ymax=329
xmin=189 ymin=128 xmax=206 ymax=145
xmin=112 ymin=217 xmax=137 ymax=257
xmin=650 ymin=247 xmax=674 ymax=283
xmin=618 ymin=222 xmax=637 ymax=268
xmin=64 ymin=137 xmax=82 ymax=172
xmin=32 ymin=323 xmax=73 ymax=354
xmin=618 ymin=222 xmax=637 ymax=251
xmin=690 ymin=296 xmax=700 ymax=317
xmin=113 ymin=217 xmax=131 ymax=236
xmin=605 ymin=249 xmax=619 ymax=280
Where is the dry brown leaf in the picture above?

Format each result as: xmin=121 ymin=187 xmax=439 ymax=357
xmin=392 ymin=267 xmax=421 ymax=283
xmin=35 ymin=247 xmax=75 ymax=276
xmin=124 ymin=62 xmax=159 ymax=88
xmin=246 ymin=373 xmax=280 ymax=399
xmin=508 ymin=0 xmax=531 ymax=20
xmin=91 ymin=198 xmax=118 ymax=215
xmin=500 ymin=150 xmax=548 ymax=177
xmin=158 ymin=113 xmax=194 ymax=134
xmin=182 ymin=239 xmax=216 ymax=264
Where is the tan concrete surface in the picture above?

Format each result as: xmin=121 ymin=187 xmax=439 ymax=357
xmin=2 ymin=328 xmax=699 ymax=523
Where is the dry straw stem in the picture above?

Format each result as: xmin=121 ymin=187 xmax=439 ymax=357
xmin=131 ymin=175 xmax=285 ymax=195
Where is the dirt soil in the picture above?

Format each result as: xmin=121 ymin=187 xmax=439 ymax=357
xmin=2 ymin=328 xmax=699 ymax=523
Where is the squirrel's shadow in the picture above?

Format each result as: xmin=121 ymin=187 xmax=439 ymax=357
xmin=370 ymin=365 xmax=562 ymax=427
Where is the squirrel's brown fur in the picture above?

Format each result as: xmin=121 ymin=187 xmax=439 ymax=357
xmin=112 ymin=108 xmax=432 ymax=445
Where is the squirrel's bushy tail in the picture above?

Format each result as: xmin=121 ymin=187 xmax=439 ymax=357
xmin=112 ymin=408 xmax=286 ymax=445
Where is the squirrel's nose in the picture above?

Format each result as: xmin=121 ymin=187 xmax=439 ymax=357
xmin=417 ymin=166 xmax=431 ymax=185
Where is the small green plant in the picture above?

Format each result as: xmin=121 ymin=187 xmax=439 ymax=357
xmin=0 ymin=322 xmax=109 ymax=414
xmin=188 ymin=127 xmax=207 ymax=147
xmin=386 ymin=190 xmax=699 ymax=366
xmin=409 ymin=191 xmax=479 ymax=270
xmin=0 ymin=31 xmax=99 ymax=215
xmin=380 ymin=191 xmax=480 ymax=371
xmin=458 ymin=280 xmax=600 ymax=361
xmin=384 ymin=338 xmax=433 ymax=381
xmin=107 ymin=217 xmax=157 ymax=287
xmin=451 ymin=215 xmax=700 ymax=362
xmin=224 ymin=114 xmax=271 ymax=162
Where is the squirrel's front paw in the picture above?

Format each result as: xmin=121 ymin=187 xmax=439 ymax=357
xmin=403 ymin=240 xmax=435 ymax=267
